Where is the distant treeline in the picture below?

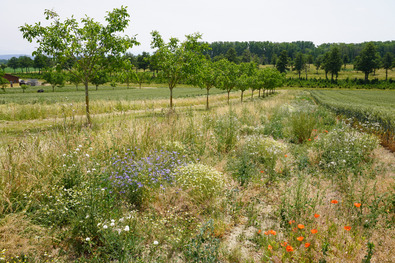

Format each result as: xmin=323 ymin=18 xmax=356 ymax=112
xmin=207 ymin=41 xmax=395 ymax=65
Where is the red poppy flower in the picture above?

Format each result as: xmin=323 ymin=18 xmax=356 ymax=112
xmin=286 ymin=245 xmax=294 ymax=252
xmin=297 ymin=224 xmax=305 ymax=229
xmin=354 ymin=203 xmax=361 ymax=208
xmin=344 ymin=226 xmax=351 ymax=231
xmin=269 ymin=230 xmax=276 ymax=235
xmin=257 ymin=229 xmax=261 ymax=234
xmin=314 ymin=213 xmax=320 ymax=218
xmin=331 ymin=200 xmax=338 ymax=204
xmin=311 ymin=229 xmax=318 ymax=234
xmin=264 ymin=231 xmax=269 ymax=235
xmin=305 ymin=243 xmax=311 ymax=248
xmin=268 ymin=245 xmax=272 ymax=250
xmin=297 ymin=236 xmax=304 ymax=241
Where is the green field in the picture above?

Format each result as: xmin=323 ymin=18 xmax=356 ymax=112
xmin=310 ymin=90 xmax=395 ymax=133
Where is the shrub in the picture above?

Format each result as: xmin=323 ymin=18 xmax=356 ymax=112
xmin=228 ymin=135 xmax=288 ymax=184
xmin=173 ymin=163 xmax=225 ymax=203
xmin=289 ymin=111 xmax=317 ymax=143
xmin=313 ymin=127 xmax=379 ymax=175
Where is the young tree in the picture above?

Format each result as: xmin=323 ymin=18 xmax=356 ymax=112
xmin=294 ymin=52 xmax=305 ymax=79
xmin=7 ymin=57 xmax=19 ymax=73
xmin=91 ymin=70 xmax=109 ymax=90
xmin=276 ymin=50 xmax=288 ymax=73
xmin=214 ymin=59 xmax=238 ymax=104
xmin=354 ymin=42 xmax=380 ymax=82
xmin=136 ymin=51 xmax=150 ymax=71
xmin=327 ymin=46 xmax=343 ymax=81
xmin=194 ymin=59 xmax=217 ymax=110
xmin=236 ymin=62 xmax=256 ymax=102
xmin=260 ymin=67 xmax=285 ymax=96
xmin=34 ymin=54 xmax=50 ymax=74
xmin=19 ymin=56 xmax=33 ymax=73
xmin=225 ymin=47 xmax=239 ymax=63
xmin=68 ymin=71 xmax=81 ymax=90
xmin=0 ymin=72 xmax=8 ymax=92
xmin=150 ymin=31 xmax=207 ymax=109
xmin=322 ymin=53 xmax=330 ymax=80
xmin=133 ymin=71 xmax=151 ymax=89
xmin=20 ymin=6 xmax=139 ymax=125
xmin=43 ymin=70 xmax=66 ymax=92
xmin=382 ymin=52 xmax=394 ymax=81
xmin=314 ymin=55 xmax=323 ymax=74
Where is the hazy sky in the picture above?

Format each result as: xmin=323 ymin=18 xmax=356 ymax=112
xmin=1 ymin=0 xmax=394 ymax=55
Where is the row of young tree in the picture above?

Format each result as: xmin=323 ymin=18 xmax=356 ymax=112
xmin=19 ymin=7 xmax=285 ymax=125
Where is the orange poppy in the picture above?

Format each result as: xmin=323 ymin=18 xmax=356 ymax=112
xmin=311 ymin=229 xmax=318 ymax=234
xmin=260 ymin=170 xmax=264 ymax=173
xmin=344 ymin=226 xmax=351 ymax=231
xmin=289 ymin=220 xmax=295 ymax=224
xmin=308 ymin=138 xmax=311 ymax=141
xmin=268 ymin=245 xmax=273 ymax=250
xmin=257 ymin=229 xmax=261 ymax=234
xmin=281 ymin=241 xmax=288 ymax=247
xmin=354 ymin=203 xmax=361 ymax=208
xmin=286 ymin=245 xmax=294 ymax=252
xmin=284 ymin=154 xmax=288 ymax=158
xmin=305 ymin=243 xmax=311 ymax=248
xmin=264 ymin=231 xmax=269 ymax=235
xmin=297 ymin=236 xmax=304 ymax=241
xmin=269 ymin=230 xmax=277 ymax=235
xmin=297 ymin=224 xmax=305 ymax=229
xmin=331 ymin=200 xmax=338 ymax=204
xmin=314 ymin=213 xmax=320 ymax=218
xmin=324 ymin=130 xmax=328 ymax=133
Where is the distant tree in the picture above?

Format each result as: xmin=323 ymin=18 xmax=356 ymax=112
xmin=194 ymin=59 xmax=217 ymax=109
xmin=252 ymin=54 xmax=262 ymax=65
xmin=34 ymin=54 xmax=50 ymax=73
xmin=276 ymin=50 xmax=288 ymax=73
xmin=8 ymin=57 xmax=19 ymax=73
xmin=68 ymin=71 xmax=81 ymax=90
xmin=322 ymin=53 xmax=330 ymax=80
xmin=236 ymin=62 xmax=256 ymax=102
xmin=212 ymin=54 xmax=226 ymax=62
xmin=271 ymin=54 xmax=277 ymax=66
xmin=342 ymin=54 xmax=349 ymax=69
xmin=43 ymin=70 xmax=66 ymax=92
xmin=20 ymin=7 xmax=139 ymax=125
xmin=150 ymin=31 xmax=207 ymax=109
xmin=241 ymin=49 xmax=252 ymax=63
xmin=354 ymin=42 xmax=380 ymax=82
xmin=294 ymin=52 xmax=305 ymax=79
xmin=91 ymin=70 xmax=109 ymax=90
xmin=327 ymin=46 xmax=343 ymax=81
xmin=258 ymin=67 xmax=285 ymax=97
xmin=214 ymin=59 xmax=238 ymax=104
xmin=307 ymin=54 xmax=314 ymax=66
xmin=225 ymin=47 xmax=238 ymax=63
xmin=137 ymin=51 xmax=150 ymax=71
xmin=0 ymin=64 xmax=6 ymax=71
xmin=382 ymin=52 xmax=394 ymax=81
xmin=21 ymin=84 xmax=29 ymax=93
xmin=18 ymin=56 xmax=33 ymax=73
xmin=118 ymin=61 xmax=136 ymax=88
xmin=314 ymin=55 xmax=323 ymax=74
xmin=133 ymin=71 xmax=151 ymax=89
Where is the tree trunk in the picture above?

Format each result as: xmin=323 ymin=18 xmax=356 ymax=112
xmin=298 ymin=71 xmax=301 ymax=79
xmin=85 ymin=82 xmax=91 ymax=126
xmin=258 ymin=89 xmax=261 ymax=98
xmin=251 ymin=89 xmax=254 ymax=99
xmin=170 ymin=87 xmax=173 ymax=109
xmin=241 ymin=90 xmax=244 ymax=102
xmin=386 ymin=69 xmax=388 ymax=81
xmin=227 ymin=90 xmax=230 ymax=104
xmin=365 ymin=72 xmax=369 ymax=83
xmin=206 ymin=87 xmax=209 ymax=110
xmin=52 ymin=86 xmax=55 ymax=92
xmin=96 ymin=85 xmax=98 ymax=91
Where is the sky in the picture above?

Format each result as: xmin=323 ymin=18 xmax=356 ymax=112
xmin=0 ymin=0 xmax=394 ymax=55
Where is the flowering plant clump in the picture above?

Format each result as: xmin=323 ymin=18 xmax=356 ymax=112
xmin=313 ymin=127 xmax=378 ymax=174
xmin=106 ymin=148 xmax=189 ymax=206
xmin=173 ymin=163 xmax=225 ymax=203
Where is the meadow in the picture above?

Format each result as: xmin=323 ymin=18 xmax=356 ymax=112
xmin=0 ymin=87 xmax=394 ymax=262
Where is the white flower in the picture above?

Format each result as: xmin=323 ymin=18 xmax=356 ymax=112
xmin=124 ymin=225 xmax=130 ymax=232
xmin=76 ymin=148 xmax=80 ymax=151
xmin=86 ymin=154 xmax=90 ymax=157
xmin=103 ymin=225 xmax=108 ymax=229
xmin=79 ymin=145 xmax=82 ymax=147
xmin=110 ymin=222 xmax=115 ymax=226
xmin=85 ymin=237 xmax=90 ymax=242
xmin=153 ymin=240 xmax=159 ymax=245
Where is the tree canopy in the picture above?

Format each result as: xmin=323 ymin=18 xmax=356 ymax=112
xmin=20 ymin=6 xmax=139 ymax=125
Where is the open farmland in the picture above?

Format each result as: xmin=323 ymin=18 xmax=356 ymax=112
xmin=0 ymin=89 xmax=394 ymax=262
xmin=310 ymin=90 xmax=395 ymax=150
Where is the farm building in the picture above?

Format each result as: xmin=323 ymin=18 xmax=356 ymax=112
xmin=2 ymin=74 xmax=20 ymax=85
